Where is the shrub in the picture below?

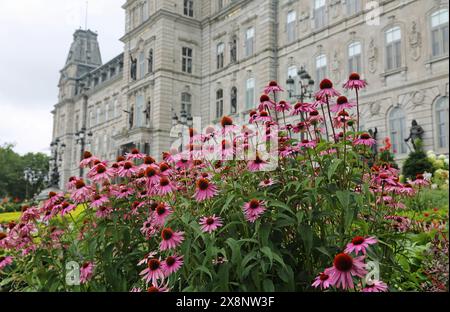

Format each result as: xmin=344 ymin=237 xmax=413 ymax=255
xmin=402 ymin=140 xmax=434 ymax=180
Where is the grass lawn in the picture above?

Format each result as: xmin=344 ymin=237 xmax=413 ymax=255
xmin=0 ymin=204 xmax=87 ymax=224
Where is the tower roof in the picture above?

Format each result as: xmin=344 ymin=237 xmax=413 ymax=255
xmin=65 ymin=29 xmax=102 ymax=68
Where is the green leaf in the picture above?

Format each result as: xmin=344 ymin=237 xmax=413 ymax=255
xmin=260 ymin=247 xmax=273 ymax=267
xmin=263 ymin=279 xmax=275 ymax=292
xmin=328 ymin=159 xmax=343 ymax=180
xmin=298 ymin=224 xmax=313 ymax=254
xmin=194 ymin=265 xmax=213 ymax=281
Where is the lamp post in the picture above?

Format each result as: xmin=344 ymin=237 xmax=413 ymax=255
xmin=49 ymin=139 xmax=66 ymax=188
xmin=286 ymin=67 xmax=315 ymax=140
xmin=172 ymin=108 xmax=193 ymax=153
xmin=75 ymin=127 xmax=93 ymax=177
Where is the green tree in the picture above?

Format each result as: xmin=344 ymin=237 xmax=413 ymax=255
xmin=0 ymin=143 xmax=50 ymax=200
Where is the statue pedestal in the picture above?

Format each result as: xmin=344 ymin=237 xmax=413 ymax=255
xmin=35 ymin=186 xmax=63 ymax=202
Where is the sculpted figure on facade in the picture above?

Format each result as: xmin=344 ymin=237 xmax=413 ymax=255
xmin=368 ymin=38 xmax=378 ymax=73
xmin=409 ymin=21 xmax=422 ymax=61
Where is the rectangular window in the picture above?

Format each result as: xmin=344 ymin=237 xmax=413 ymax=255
xmin=218 ymin=0 xmax=224 ymax=10
xmin=431 ymin=9 xmax=449 ymax=57
xmin=385 ymin=27 xmax=402 ymax=70
xmin=245 ymin=78 xmax=255 ymax=109
xmin=217 ymin=43 xmax=225 ymax=69
xmin=139 ymin=52 xmax=145 ymax=79
xmin=245 ymin=27 xmax=255 ymax=57
xmin=135 ymin=95 xmax=144 ymax=127
xmin=315 ymin=54 xmax=327 ymax=88
xmin=143 ymin=0 xmax=149 ymax=21
xmin=287 ymin=11 xmax=297 ymax=43
xmin=348 ymin=42 xmax=362 ymax=74
xmin=314 ymin=0 xmax=327 ymax=29
xmin=287 ymin=66 xmax=298 ymax=100
xmin=216 ymin=90 xmax=224 ymax=119
xmin=184 ymin=0 xmax=194 ymax=17
xmin=182 ymin=47 xmax=193 ymax=73
xmin=346 ymin=0 xmax=360 ymax=15
xmin=96 ymin=107 xmax=102 ymax=125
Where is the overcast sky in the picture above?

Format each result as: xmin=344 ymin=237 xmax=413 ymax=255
xmin=0 ymin=0 xmax=124 ymax=155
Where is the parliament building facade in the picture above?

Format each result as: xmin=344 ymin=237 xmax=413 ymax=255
xmin=52 ymin=0 xmax=449 ymax=188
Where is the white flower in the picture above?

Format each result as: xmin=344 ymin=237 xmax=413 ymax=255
xmin=423 ymin=172 xmax=432 ymax=181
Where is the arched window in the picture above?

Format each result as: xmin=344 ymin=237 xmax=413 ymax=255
xmin=231 ymin=87 xmax=237 ymax=114
xmin=431 ymin=9 xmax=449 ymax=57
xmin=435 ymin=96 xmax=449 ymax=149
xmin=287 ymin=11 xmax=297 ymax=43
xmin=348 ymin=42 xmax=362 ymax=74
xmin=148 ymin=49 xmax=154 ymax=73
xmin=389 ymin=107 xmax=407 ymax=154
xmin=216 ymin=89 xmax=224 ymax=119
xmin=217 ymin=43 xmax=225 ymax=69
xmin=385 ymin=26 xmax=402 ymax=70
xmin=181 ymin=92 xmax=192 ymax=116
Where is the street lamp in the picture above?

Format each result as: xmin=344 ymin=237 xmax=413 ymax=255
xmin=286 ymin=67 xmax=315 ymax=103
xmin=49 ymin=139 xmax=66 ymax=188
xmin=171 ymin=107 xmax=193 ymax=152
xmin=75 ymin=127 xmax=93 ymax=177
xmin=286 ymin=67 xmax=315 ymax=140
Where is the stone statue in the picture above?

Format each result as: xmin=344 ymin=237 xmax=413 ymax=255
xmin=129 ymin=106 xmax=134 ymax=129
xmin=404 ymin=119 xmax=424 ymax=151
xmin=130 ymin=53 xmax=137 ymax=80
xmin=368 ymin=38 xmax=378 ymax=73
xmin=144 ymin=100 xmax=151 ymax=124
xmin=230 ymin=36 xmax=237 ymax=63
xmin=409 ymin=21 xmax=422 ymax=61
xmin=368 ymin=127 xmax=378 ymax=156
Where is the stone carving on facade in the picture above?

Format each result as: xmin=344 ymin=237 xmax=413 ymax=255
xmin=409 ymin=21 xmax=422 ymax=61
xmin=411 ymin=90 xmax=425 ymax=107
xmin=230 ymin=34 xmax=238 ymax=63
xmin=144 ymin=100 xmax=151 ymax=125
xmin=369 ymin=101 xmax=381 ymax=116
xmin=368 ymin=38 xmax=378 ymax=73
xmin=129 ymin=53 xmax=137 ymax=81
xmin=331 ymin=51 xmax=341 ymax=82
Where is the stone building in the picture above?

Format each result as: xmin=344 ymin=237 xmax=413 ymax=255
xmin=52 ymin=0 xmax=449 ymax=189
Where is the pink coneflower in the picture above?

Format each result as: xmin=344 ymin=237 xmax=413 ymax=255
xmin=158 ymin=162 xmax=173 ymax=176
xmin=220 ymin=116 xmax=240 ymax=135
xmin=410 ymin=174 xmax=430 ymax=187
xmin=159 ymin=228 xmax=184 ymax=251
xmin=194 ymin=178 xmax=218 ymax=202
xmin=0 ymin=256 xmax=13 ymax=270
xmin=354 ymin=133 xmax=376 ymax=146
xmin=118 ymin=161 xmax=138 ymax=178
xmin=299 ymin=139 xmax=317 ymax=149
xmin=66 ymin=176 xmax=78 ymax=191
xmin=308 ymin=110 xmax=324 ymax=124
xmin=126 ymin=148 xmax=146 ymax=160
xmin=259 ymin=178 xmax=275 ymax=187
xmin=146 ymin=280 xmax=170 ymax=293
xmin=275 ymin=100 xmax=292 ymax=113
xmin=312 ymin=269 xmax=332 ymax=290
xmin=247 ymin=154 xmax=268 ymax=172
xmin=79 ymin=151 xmax=99 ymax=168
xmin=264 ymin=80 xmax=284 ymax=94
xmin=362 ymin=280 xmax=388 ymax=292
xmin=90 ymin=194 xmax=109 ymax=209
xmin=221 ymin=140 xmax=234 ymax=159
xmin=345 ymin=236 xmax=377 ymax=255
xmin=60 ymin=202 xmax=77 ymax=216
xmin=343 ymin=72 xmax=368 ymax=91
xmin=154 ymin=203 xmax=172 ymax=225
xmin=140 ymin=258 xmax=165 ymax=284
xmin=330 ymin=96 xmax=355 ymax=113
xmin=157 ymin=177 xmax=176 ymax=196
xmin=71 ymin=180 xmax=93 ymax=203
xmin=199 ymin=215 xmax=223 ymax=234
xmin=327 ymin=253 xmax=367 ymax=289
xmin=258 ymin=94 xmax=276 ymax=111
xmin=291 ymin=102 xmax=316 ymax=115
xmin=315 ymin=79 xmax=341 ymax=100
xmin=253 ymin=111 xmax=273 ymax=123
xmin=95 ymin=206 xmax=112 ymax=219
xmin=113 ymin=185 xmax=135 ymax=199
xmin=161 ymin=255 xmax=184 ymax=276
xmin=243 ymin=199 xmax=267 ymax=223
xmin=144 ymin=166 xmax=160 ymax=186
xmin=89 ymin=163 xmax=114 ymax=184
xmin=80 ymin=261 xmax=94 ymax=284
xmin=140 ymin=219 xmax=158 ymax=238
